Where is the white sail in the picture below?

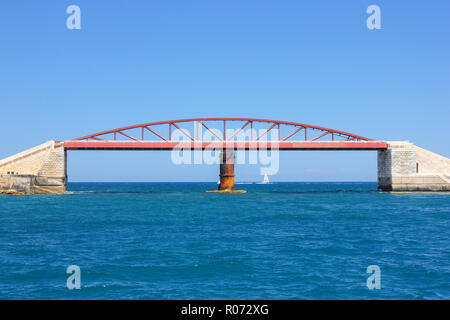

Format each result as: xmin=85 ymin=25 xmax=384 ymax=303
xmin=262 ymin=173 xmax=270 ymax=184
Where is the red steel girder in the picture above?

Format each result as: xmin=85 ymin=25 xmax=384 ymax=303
xmin=255 ymin=123 xmax=277 ymax=141
xmin=63 ymin=141 xmax=388 ymax=150
xmin=281 ymin=127 xmax=304 ymax=142
xmin=144 ymin=126 xmax=168 ymax=142
xmin=118 ymin=131 xmax=140 ymax=142
xmin=310 ymin=132 xmax=329 ymax=142
xmin=226 ymin=121 xmax=250 ymax=141
xmin=171 ymin=123 xmax=195 ymax=141
xmin=200 ymin=121 xmax=223 ymax=141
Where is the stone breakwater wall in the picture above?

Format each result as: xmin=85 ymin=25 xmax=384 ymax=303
xmin=0 ymin=141 xmax=66 ymax=194
xmin=378 ymin=142 xmax=450 ymax=192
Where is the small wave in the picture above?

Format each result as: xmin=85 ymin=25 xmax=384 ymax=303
xmin=65 ymin=191 xmax=96 ymax=195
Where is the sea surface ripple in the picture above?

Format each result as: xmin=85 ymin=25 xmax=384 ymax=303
xmin=0 ymin=182 xmax=449 ymax=299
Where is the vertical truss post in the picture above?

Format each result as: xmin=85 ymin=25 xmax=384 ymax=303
xmin=277 ymin=123 xmax=280 ymax=141
xmin=223 ymin=120 xmax=226 ymax=140
xmin=196 ymin=121 xmax=199 ymax=141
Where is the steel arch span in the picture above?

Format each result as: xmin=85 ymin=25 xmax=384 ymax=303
xmin=62 ymin=118 xmax=388 ymax=150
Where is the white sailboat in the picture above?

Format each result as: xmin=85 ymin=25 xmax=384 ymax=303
xmin=261 ymin=173 xmax=270 ymax=184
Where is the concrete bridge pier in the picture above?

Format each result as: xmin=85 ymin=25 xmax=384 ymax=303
xmin=378 ymin=142 xmax=450 ymax=192
xmin=0 ymin=141 xmax=67 ymax=195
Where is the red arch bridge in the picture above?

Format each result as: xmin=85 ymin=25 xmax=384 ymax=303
xmin=3 ymin=118 xmax=448 ymax=194
xmin=59 ymin=118 xmax=387 ymax=193
xmin=62 ymin=118 xmax=387 ymax=150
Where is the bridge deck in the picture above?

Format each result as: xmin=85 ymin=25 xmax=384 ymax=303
xmin=62 ymin=141 xmax=388 ymax=150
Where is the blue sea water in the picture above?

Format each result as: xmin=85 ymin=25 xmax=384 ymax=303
xmin=0 ymin=182 xmax=449 ymax=300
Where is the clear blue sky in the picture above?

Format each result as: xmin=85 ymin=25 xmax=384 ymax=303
xmin=0 ymin=1 xmax=449 ymax=182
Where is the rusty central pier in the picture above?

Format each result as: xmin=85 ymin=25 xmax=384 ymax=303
xmin=219 ymin=149 xmax=235 ymax=191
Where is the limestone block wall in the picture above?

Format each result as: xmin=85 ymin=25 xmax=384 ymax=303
xmin=414 ymin=145 xmax=450 ymax=174
xmin=0 ymin=141 xmax=67 ymax=194
xmin=378 ymin=141 xmax=450 ymax=192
